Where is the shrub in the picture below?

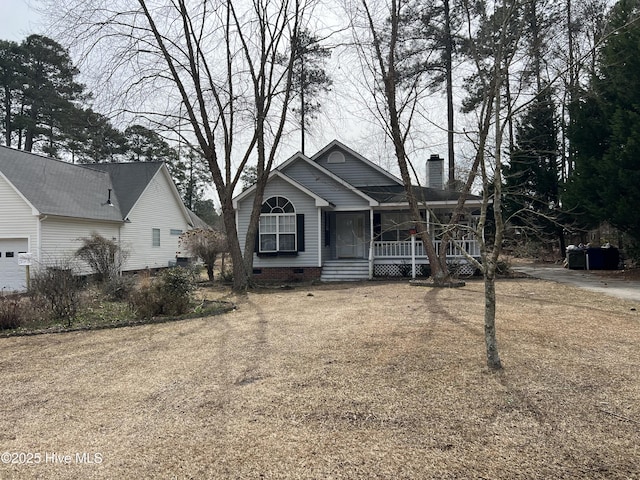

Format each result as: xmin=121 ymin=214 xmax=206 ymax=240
xmin=179 ymin=229 xmax=227 ymax=281
xmin=30 ymin=265 xmax=83 ymax=326
xmin=102 ymin=274 xmax=135 ymax=301
xmin=76 ymin=233 xmax=129 ymax=283
xmin=0 ymin=297 xmax=21 ymax=330
xmin=129 ymin=267 xmax=197 ymax=319
xmin=156 ymin=267 xmax=197 ymax=315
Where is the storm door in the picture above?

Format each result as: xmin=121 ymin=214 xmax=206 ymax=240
xmin=336 ymin=213 xmax=366 ymax=258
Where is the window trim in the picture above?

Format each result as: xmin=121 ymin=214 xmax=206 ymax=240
xmin=152 ymin=228 xmax=161 ymax=247
xmin=258 ymin=196 xmax=297 ymax=254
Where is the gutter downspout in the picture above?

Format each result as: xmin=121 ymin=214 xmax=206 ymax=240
xmin=38 ymin=214 xmax=47 ymax=266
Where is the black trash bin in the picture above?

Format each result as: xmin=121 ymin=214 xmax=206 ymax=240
xmin=602 ymin=247 xmax=620 ymax=270
xmin=567 ymin=249 xmax=586 ymax=270
xmin=586 ymin=248 xmax=604 ymax=270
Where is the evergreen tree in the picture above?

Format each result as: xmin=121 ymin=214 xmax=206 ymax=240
xmin=504 ymin=87 xmax=561 ymax=246
xmin=565 ymin=0 xmax=640 ymax=244
xmin=0 ymin=40 xmax=24 ymax=147
xmin=66 ymin=108 xmax=127 ymax=163
xmin=291 ymin=29 xmax=332 ymax=154
xmin=0 ymin=35 xmax=88 ymax=154
xmin=18 ymin=35 xmax=87 ymax=153
xmin=123 ymin=125 xmax=210 ymax=209
xmin=180 ymin=148 xmax=211 ymax=210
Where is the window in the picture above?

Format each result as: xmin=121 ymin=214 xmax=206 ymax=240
xmin=152 ymin=228 xmax=161 ymax=247
xmin=259 ymin=196 xmax=296 ymax=253
xmin=5 ymin=251 xmax=14 ymax=258
xmin=170 ymin=229 xmax=183 ymax=236
xmin=327 ymin=151 xmax=345 ymax=163
xmin=381 ymin=213 xmax=414 ymax=241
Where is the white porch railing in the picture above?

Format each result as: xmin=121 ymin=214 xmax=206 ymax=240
xmin=373 ymin=239 xmax=480 ymax=259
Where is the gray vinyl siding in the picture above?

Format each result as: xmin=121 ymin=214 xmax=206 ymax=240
xmin=237 ymin=177 xmax=320 ymax=268
xmin=314 ymin=148 xmax=398 ymax=187
xmin=282 ymin=160 xmax=371 ymax=209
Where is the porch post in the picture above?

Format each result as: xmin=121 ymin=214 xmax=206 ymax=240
xmin=368 ymin=208 xmax=374 ymax=279
xmin=318 ymin=209 xmax=323 ymax=267
xmin=411 ymin=233 xmax=416 ymax=279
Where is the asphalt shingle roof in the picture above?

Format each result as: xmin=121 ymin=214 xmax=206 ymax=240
xmin=0 ymin=146 xmax=124 ymax=222
xmin=87 ymin=162 xmax=163 ymax=218
xmin=357 ymin=184 xmax=482 ymax=204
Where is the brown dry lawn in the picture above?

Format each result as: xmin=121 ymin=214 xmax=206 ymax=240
xmin=0 ymin=278 xmax=639 ymax=479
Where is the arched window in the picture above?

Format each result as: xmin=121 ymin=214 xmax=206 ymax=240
xmin=259 ymin=196 xmax=296 ymax=252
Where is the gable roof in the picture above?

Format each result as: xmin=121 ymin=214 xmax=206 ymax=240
xmin=0 ymin=146 xmax=123 ymax=222
xmin=0 ymin=147 xmax=193 ymax=224
xmin=277 ymin=152 xmax=379 ymax=206
xmin=311 ymin=139 xmax=403 ymax=186
xmin=87 ymin=162 xmax=164 ymax=218
xmin=233 ymin=169 xmax=332 ymax=208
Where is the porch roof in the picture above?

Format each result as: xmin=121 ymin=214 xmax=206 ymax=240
xmin=357 ymin=185 xmax=482 ymax=206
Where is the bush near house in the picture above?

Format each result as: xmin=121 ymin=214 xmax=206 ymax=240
xmin=128 ymin=267 xmax=198 ymax=319
xmin=179 ymin=229 xmax=228 ymax=281
xmin=29 ymin=264 xmax=84 ymax=327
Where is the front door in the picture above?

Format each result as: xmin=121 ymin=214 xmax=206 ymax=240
xmin=336 ymin=213 xmax=366 ymax=258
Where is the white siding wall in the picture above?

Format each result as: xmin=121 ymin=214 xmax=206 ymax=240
xmin=120 ymin=169 xmax=191 ymax=271
xmin=40 ymin=218 xmax=120 ymax=273
xmin=0 ymin=174 xmax=38 ymax=254
xmin=237 ymin=177 xmax=320 ymax=268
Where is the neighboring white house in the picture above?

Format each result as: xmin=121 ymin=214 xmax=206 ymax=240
xmin=233 ymin=140 xmax=484 ymax=282
xmin=0 ymin=146 xmax=196 ymax=292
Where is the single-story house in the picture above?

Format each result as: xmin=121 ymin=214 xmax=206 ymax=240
xmin=0 ymin=146 xmax=197 ymax=292
xmin=233 ymin=140 xmax=484 ymax=281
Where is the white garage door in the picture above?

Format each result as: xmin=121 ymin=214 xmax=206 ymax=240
xmin=0 ymin=239 xmax=29 ymax=292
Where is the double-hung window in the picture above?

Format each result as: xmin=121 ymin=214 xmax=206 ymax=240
xmin=259 ymin=196 xmax=296 ymax=253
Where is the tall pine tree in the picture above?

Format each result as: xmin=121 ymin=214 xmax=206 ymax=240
xmin=504 ymin=87 xmax=561 ymax=249
xmin=565 ymin=0 xmax=640 ymax=247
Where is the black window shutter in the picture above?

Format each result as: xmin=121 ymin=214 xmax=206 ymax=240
xmin=297 ymin=214 xmax=305 ymax=252
xmin=255 ymin=228 xmax=260 ymax=254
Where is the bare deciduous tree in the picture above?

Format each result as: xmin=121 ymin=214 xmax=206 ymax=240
xmin=46 ymin=0 xmax=309 ymax=291
xmin=179 ymin=228 xmax=227 ymax=282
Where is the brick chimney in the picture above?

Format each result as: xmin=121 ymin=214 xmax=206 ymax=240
xmin=426 ymin=154 xmax=444 ymax=190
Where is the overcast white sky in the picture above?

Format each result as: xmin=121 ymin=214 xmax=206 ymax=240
xmin=0 ymin=0 xmax=43 ymax=42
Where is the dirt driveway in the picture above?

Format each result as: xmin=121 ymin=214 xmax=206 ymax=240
xmin=0 ymin=279 xmax=639 ymax=479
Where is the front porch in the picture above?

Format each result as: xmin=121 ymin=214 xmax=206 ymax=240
xmin=372 ymin=239 xmax=480 ymax=278
xmin=321 ymin=238 xmax=481 ymax=281
xmin=322 ymin=210 xmax=481 ymax=281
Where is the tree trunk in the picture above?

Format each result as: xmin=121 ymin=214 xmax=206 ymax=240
xmin=206 ymin=262 xmax=214 ymax=281
xmin=3 ymin=86 xmax=11 ymax=147
xmin=483 ymin=271 xmax=502 ymax=370
xmin=444 ymin=0 xmax=455 ymax=187
xmin=363 ymin=0 xmax=449 ymax=283
xmin=221 ymin=196 xmax=249 ymax=292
